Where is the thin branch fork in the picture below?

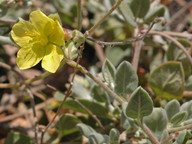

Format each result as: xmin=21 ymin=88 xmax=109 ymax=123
xmin=0 ymin=62 xmax=39 ymax=143
xmin=66 ymin=60 xmax=124 ymax=104
xmin=84 ymin=0 xmax=123 ymax=38
xmin=70 ymin=96 xmax=106 ymax=132
xmin=146 ymin=30 xmax=192 ymax=65
xmin=40 ymin=44 xmax=85 ymax=144
xmin=86 ymin=18 xmax=161 ymax=47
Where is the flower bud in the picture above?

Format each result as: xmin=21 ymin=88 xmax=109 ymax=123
xmin=64 ymin=29 xmax=72 ymax=41
xmin=63 ymin=41 xmax=78 ymax=60
xmin=72 ymin=30 xmax=85 ymax=46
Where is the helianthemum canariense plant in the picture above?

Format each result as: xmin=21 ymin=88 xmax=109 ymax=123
xmin=11 ymin=10 xmax=65 ymax=73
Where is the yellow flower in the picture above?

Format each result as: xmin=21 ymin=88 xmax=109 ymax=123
xmin=11 ymin=10 xmax=65 ymax=73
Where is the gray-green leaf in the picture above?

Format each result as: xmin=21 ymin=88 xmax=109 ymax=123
xmin=148 ymin=61 xmax=185 ymax=99
xmin=144 ymin=5 xmax=165 ymax=23
xmin=4 ymin=132 xmax=34 ymax=144
xmin=167 ymin=39 xmax=191 ymax=77
xmin=144 ymin=108 xmax=168 ymax=141
xmin=170 ymin=111 xmax=187 ymax=126
xmin=91 ymin=84 xmax=108 ymax=102
xmin=115 ymin=61 xmax=138 ymax=97
xmin=55 ymin=114 xmax=81 ymax=136
xmin=125 ymin=86 xmax=153 ymax=120
xmin=118 ymin=1 xmax=136 ymax=27
xmin=102 ymin=59 xmax=116 ymax=89
xmin=76 ymin=123 xmax=96 ymax=138
xmin=165 ymin=100 xmax=180 ymax=120
xmin=109 ymin=128 xmax=120 ymax=144
xmin=130 ymin=0 xmax=150 ymax=18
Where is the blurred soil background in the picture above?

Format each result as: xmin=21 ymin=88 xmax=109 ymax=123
xmin=0 ymin=0 xmax=192 ymax=143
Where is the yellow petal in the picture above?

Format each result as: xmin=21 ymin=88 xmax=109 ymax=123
xmin=48 ymin=20 xmax=65 ymax=46
xmin=16 ymin=43 xmax=45 ymax=69
xmin=42 ymin=44 xmax=64 ymax=73
xmin=30 ymin=10 xmax=54 ymax=35
xmin=48 ymin=13 xmax=62 ymax=25
xmin=11 ymin=21 xmax=40 ymax=47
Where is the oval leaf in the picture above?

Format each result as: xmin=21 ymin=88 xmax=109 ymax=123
xmin=109 ymin=128 xmax=120 ymax=144
xmin=165 ymin=100 xmax=180 ymax=120
xmin=89 ymin=133 xmax=110 ymax=144
xmin=119 ymin=1 xmax=136 ymax=27
xmin=76 ymin=123 xmax=96 ymax=138
xmin=91 ymin=84 xmax=108 ymax=102
xmin=185 ymin=75 xmax=192 ymax=91
xmin=144 ymin=5 xmax=165 ymax=23
xmin=167 ymin=39 xmax=191 ymax=77
xmin=144 ymin=108 xmax=168 ymax=140
xmin=115 ymin=61 xmax=138 ymax=97
xmin=64 ymin=99 xmax=108 ymax=118
xmin=130 ymin=0 xmax=150 ymax=18
xmin=148 ymin=61 xmax=185 ymax=99
xmin=180 ymin=100 xmax=192 ymax=119
xmin=125 ymin=86 xmax=153 ymax=120
xmin=4 ymin=132 xmax=34 ymax=144
xmin=102 ymin=59 xmax=116 ymax=89
xmin=175 ymin=130 xmax=192 ymax=144
xmin=170 ymin=111 xmax=187 ymax=126
xmin=55 ymin=114 xmax=81 ymax=136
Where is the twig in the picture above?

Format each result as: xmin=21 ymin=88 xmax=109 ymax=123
xmin=168 ymin=123 xmax=192 ymax=133
xmin=146 ymin=30 xmax=192 ymax=65
xmin=158 ymin=31 xmax=192 ymax=39
xmin=0 ymin=62 xmax=23 ymax=79
xmin=84 ymin=0 xmax=123 ymax=38
xmin=40 ymin=44 xmax=85 ymax=144
xmin=77 ymin=0 xmax=82 ymax=31
xmin=142 ymin=124 xmax=161 ymax=144
xmin=183 ymin=91 xmax=192 ymax=97
xmin=0 ymin=98 xmax=54 ymax=123
xmin=0 ymin=59 xmax=67 ymax=89
xmin=0 ymin=72 xmax=51 ymax=88
xmin=86 ymin=18 xmax=161 ymax=46
xmin=0 ymin=36 xmax=14 ymax=45
xmin=132 ymin=40 xmax=142 ymax=71
xmin=66 ymin=60 xmax=124 ymax=104
xmin=94 ymin=43 xmax=106 ymax=64
xmin=0 ymin=19 xmax=16 ymax=25
xmin=26 ymin=88 xmax=38 ymax=144
xmin=168 ymin=1 xmax=192 ymax=25
xmin=131 ymin=27 xmax=143 ymax=71
xmin=161 ymin=133 xmax=175 ymax=144
xmin=70 ymin=96 xmax=106 ymax=132
xmin=0 ymin=61 xmax=38 ymax=143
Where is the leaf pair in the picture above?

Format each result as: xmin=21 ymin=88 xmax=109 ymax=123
xmin=102 ymin=59 xmax=138 ymax=98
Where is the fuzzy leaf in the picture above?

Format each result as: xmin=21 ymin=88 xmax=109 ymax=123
xmin=109 ymin=128 xmax=120 ymax=144
xmin=102 ymin=59 xmax=116 ymax=89
xmin=125 ymin=87 xmax=153 ymax=120
xmin=180 ymin=101 xmax=192 ymax=119
xmin=91 ymin=84 xmax=108 ymax=102
xmin=144 ymin=5 xmax=165 ymax=23
xmin=175 ymin=130 xmax=192 ymax=144
xmin=4 ymin=132 xmax=34 ymax=144
xmin=130 ymin=0 xmax=150 ymax=18
xmin=165 ymin=100 xmax=180 ymax=120
xmin=64 ymin=99 xmax=108 ymax=118
xmin=148 ymin=62 xmax=184 ymax=99
xmin=76 ymin=123 xmax=96 ymax=138
xmin=167 ymin=39 xmax=191 ymax=77
xmin=118 ymin=1 xmax=136 ymax=27
xmin=144 ymin=108 xmax=168 ymax=141
xmin=55 ymin=114 xmax=81 ymax=136
xmin=170 ymin=111 xmax=187 ymax=126
xmin=115 ymin=61 xmax=138 ymax=97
